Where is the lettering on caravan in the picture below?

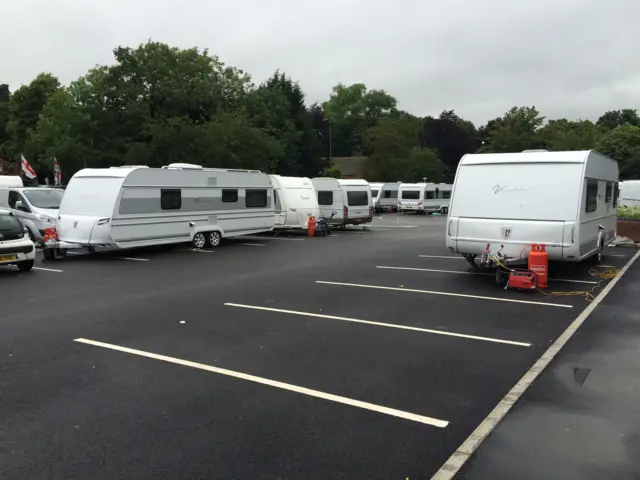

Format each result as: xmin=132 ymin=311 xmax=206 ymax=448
xmin=492 ymin=184 xmax=534 ymax=195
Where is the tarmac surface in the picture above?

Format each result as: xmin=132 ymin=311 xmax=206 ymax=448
xmin=0 ymin=213 xmax=637 ymax=480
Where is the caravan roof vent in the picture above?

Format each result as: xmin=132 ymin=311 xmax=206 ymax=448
xmin=163 ymin=163 xmax=204 ymax=170
xmin=522 ymin=149 xmax=548 ymax=153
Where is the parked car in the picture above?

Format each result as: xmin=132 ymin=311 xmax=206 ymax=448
xmin=0 ymin=208 xmax=36 ymax=272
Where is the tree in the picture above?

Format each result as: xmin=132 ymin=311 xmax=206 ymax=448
xmin=597 ymin=124 xmax=640 ymax=179
xmin=419 ymin=110 xmax=480 ymax=175
xmin=364 ymin=115 xmax=419 ymax=181
xmin=0 ymin=84 xmax=10 ymax=153
xmin=322 ymin=83 xmax=398 ymax=157
xmin=407 ymin=148 xmax=446 ymax=183
xmin=536 ymin=119 xmax=605 ymax=151
xmin=483 ymin=106 xmax=545 ymax=153
xmin=5 ymin=73 xmax=60 ymax=160
xmin=596 ymin=109 xmax=640 ymax=130
xmin=323 ymin=165 xmax=342 ymax=178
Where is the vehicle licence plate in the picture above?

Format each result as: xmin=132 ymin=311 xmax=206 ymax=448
xmin=0 ymin=254 xmax=17 ymax=262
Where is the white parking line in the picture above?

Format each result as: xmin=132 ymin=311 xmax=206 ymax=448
xmin=376 ymin=266 xmax=599 ymax=285
xmin=419 ymin=255 xmax=464 ymax=260
xmin=74 ymin=338 xmax=449 ymax=428
xmin=368 ymin=225 xmax=417 ymax=228
xmin=66 ymin=251 xmax=86 ymax=256
xmin=115 ymin=257 xmax=149 ymax=262
xmin=224 ymin=303 xmax=531 ymax=347
xmin=315 ymin=281 xmax=573 ymax=308
xmin=432 ymin=247 xmax=640 ymax=479
xmin=33 ymin=266 xmax=64 ymax=273
xmin=242 ymin=236 xmax=305 ymax=242
xmin=603 ymin=253 xmax=626 ymax=257
xmin=241 ymin=243 xmax=265 ymax=247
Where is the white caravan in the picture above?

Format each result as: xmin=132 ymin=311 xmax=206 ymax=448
xmin=619 ymin=180 xmax=640 ymax=207
xmin=446 ymin=150 xmax=619 ymax=268
xmin=370 ymin=182 xmax=401 ymax=211
xmin=269 ymin=175 xmax=320 ymax=230
xmin=0 ymin=176 xmax=64 ymax=242
xmin=397 ymin=183 xmax=453 ymax=214
xmin=51 ymin=163 xmax=274 ymax=255
xmin=311 ymin=178 xmax=373 ymax=226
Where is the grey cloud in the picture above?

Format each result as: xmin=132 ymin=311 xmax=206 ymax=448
xmin=2 ymin=0 xmax=639 ymax=125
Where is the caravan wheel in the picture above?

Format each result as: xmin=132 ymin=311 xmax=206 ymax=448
xmin=207 ymin=231 xmax=221 ymax=248
xmin=192 ymin=233 xmax=206 ymax=249
xmin=442 ymin=206 xmax=449 ymax=214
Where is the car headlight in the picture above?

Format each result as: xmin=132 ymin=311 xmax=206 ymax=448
xmin=36 ymin=213 xmax=56 ymax=224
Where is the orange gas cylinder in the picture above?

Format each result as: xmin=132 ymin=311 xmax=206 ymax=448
xmin=528 ymin=244 xmax=548 ymax=288
xmin=307 ymin=216 xmax=316 ymax=237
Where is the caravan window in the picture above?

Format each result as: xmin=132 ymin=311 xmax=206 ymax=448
xmin=614 ymin=183 xmax=620 ymax=207
xmin=317 ymin=191 xmax=333 ymax=205
xmin=161 ymin=189 xmax=182 ymax=210
xmin=383 ymin=190 xmax=394 ymax=199
xmin=425 ymin=191 xmax=435 ymax=200
xmin=222 ymin=189 xmax=238 ymax=203
xmin=586 ymin=179 xmax=598 ymax=213
xmin=442 ymin=191 xmax=451 ymax=199
xmin=347 ymin=191 xmax=368 ymax=206
xmin=401 ymin=190 xmax=420 ymax=200
xmin=605 ymin=183 xmax=613 ymax=204
xmin=371 ymin=189 xmax=379 ymax=198
xmin=246 ymin=189 xmax=267 ymax=208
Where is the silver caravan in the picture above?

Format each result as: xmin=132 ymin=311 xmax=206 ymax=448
xmin=446 ymin=150 xmax=619 ymax=267
xmin=398 ymin=183 xmax=453 ymax=214
xmin=54 ymin=163 xmax=274 ymax=252
xmin=370 ymin=182 xmax=401 ymax=211
xmin=311 ymin=178 xmax=373 ymax=226
xmin=269 ymin=175 xmax=320 ymax=230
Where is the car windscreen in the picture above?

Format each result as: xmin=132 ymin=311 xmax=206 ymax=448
xmin=23 ymin=189 xmax=64 ymax=208
xmin=401 ymin=190 xmax=420 ymax=200
xmin=0 ymin=213 xmax=23 ymax=234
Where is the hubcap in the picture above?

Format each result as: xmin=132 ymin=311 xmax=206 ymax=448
xmin=210 ymin=233 xmax=220 ymax=246
xmin=194 ymin=234 xmax=205 ymax=248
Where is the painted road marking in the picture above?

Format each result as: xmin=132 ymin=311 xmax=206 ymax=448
xmin=242 ymin=236 xmax=305 ymax=242
xmin=368 ymin=225 xmax=417 ymax=228
xmin=419 ymin=255 xmax=465 ymax=260
xmin=115 ymin=257 xmax=149 ymax=262
xmin=66 ymin=251 xmax=86 ymax=256
xmin=33 ymin=266 xmax=64 ymax=273
xmin=224 ymin=303 xmax=531 ymax=347
xmin=190 ymin=248 xmax=214 ymax=253
xmin=315 ymin=281 xmax=573 ymax=308
xmin=241 ymin=243 xmax=265 ymax=247
xmin=603 ymin=253 xmax=626 ymax=257
xmin=74 ymin=338 xmax=449 ymax=428
xmin=376 ymin=265 xmax=598 ymax=285
xmin=431 ymin=248 xmax=640 ymax=479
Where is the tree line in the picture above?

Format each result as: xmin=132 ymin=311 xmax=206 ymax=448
xmin=1 ymin=41 xmax=639 ymax=184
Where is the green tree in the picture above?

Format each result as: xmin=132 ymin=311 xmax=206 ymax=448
xmin=596 ymin=109 xmax=640 ymax=130
xmin=597 ymin=124 xmax=640 ymax=179
xmin=0 ymin=84 xmax=10 ymax=154
xmin=322 ymin=83 xmax=398 ymax=157
xmin=5 ymin=73 xmax=60 ymax=160
xmin=536 ymin=119 xmax=605 ymax=151
xmin=364 ymin=115 xmax=419 ymax=181
xmin=483 ymin=106 xmax=545 ymax=153
xmin=323 ymin=165 xmax=342 ymax=178
xmin=407 ymin=147 xmax=446 ymax=183
xmin=419 ymin=110 xmax=480 ymax=176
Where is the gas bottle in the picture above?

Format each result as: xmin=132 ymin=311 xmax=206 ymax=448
xmin=528 ymin=244 xmax=548 ymax=288
xmin=307 ymin=216 xmax=316 ymax=237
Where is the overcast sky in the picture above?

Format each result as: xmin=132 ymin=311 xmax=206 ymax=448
xmin=2 ymin=0 xmax=639 ymax=125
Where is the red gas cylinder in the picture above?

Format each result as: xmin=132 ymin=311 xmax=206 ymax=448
xmin=307 ymin=216 xmax=316 ymax=237
xmin=528 ymin=244 xmax=548 ymax=288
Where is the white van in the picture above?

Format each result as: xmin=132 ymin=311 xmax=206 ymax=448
xmin=0 ymin=177 xmax=63 ymax=242
xmin=370 ymin=182 xmax=401 ymax=211
xmin=619 ymin=180 xmax=640 ymax=207
xmin=446 ymin=150 xmax=619 ymax=267
xmin=269 ymin=175 xmax=320 ymax=230
xmin=398 ymin=183 xmax=452 ymax=214
xmin=0 ymin=208 xmax=36 ymax=272
xmin=311 ymin=178 xmax=373 ymax=226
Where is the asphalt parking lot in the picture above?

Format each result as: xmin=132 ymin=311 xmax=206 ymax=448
xmin=1 ymin=213 xmax=637 ymax=480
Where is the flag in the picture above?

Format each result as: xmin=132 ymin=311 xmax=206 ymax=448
xmin=21 ymin=155 xmax=37 ymax=180
xmin=54 ymin=157 xmax=62 ymax=185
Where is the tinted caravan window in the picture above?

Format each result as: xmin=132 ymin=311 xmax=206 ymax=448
xmin=161 ymin=189 xmax=182 ymax=210
xmin=246 ymin=189 xmax=268 ymax=208
xmin=347 ymin=191 xmax=368 ymax=206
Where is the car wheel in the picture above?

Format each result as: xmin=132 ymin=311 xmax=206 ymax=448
xmin=207 ymin=231 xmax=221 ymax=248
xmin=192 ymin=232 xmax=206 ymax=249
xmin=18 ymin=260 xmax=34 ymax=272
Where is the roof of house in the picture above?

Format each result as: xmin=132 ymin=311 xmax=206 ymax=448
xmin=331 ymin=156 xmax=367 ymax=176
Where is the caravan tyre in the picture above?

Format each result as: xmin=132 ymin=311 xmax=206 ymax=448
xmin=207 ymin=231 xmax=221 ymax=248
xmin=192 ymin=232 xmax=206 ymax=249
xmin=442 ymin=206 xmax=449 ymax=214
